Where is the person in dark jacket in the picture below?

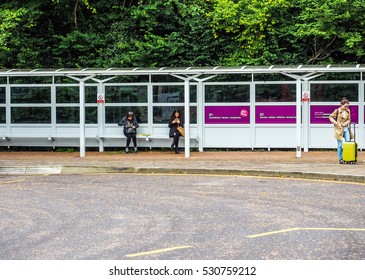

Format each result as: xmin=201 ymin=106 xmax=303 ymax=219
xmin=168 ymin=110 xmax=184 ymax=154
xmin=118 ymin=112 xmax=139 ymax=154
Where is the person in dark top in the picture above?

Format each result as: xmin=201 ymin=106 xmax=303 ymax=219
xmin=168 ymin=110 xmax=184 ymax=154
xmin=118 ymin=112 xmax=139 ymax=154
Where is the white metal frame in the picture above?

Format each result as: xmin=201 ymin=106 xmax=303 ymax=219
xmin=1 ymin=65 xmax=364 ymax=157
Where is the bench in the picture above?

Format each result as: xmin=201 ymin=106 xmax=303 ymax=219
xmin=1 ymin=134 xmax=198 ymax=150
xmin=2 ymin=134 xmax=97 ymax=141
xmin=2 ymin=133 xmax=198 ymax=142
xmin=2 ymin=135 xmax=55 ymax=141
xmin=98 ymin=134 xmax=198 ymax=142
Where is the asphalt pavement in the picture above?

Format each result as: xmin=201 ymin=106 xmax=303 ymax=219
xmin=1 ymin=173 xmax=364 ymax=260
xmin=0 ymin=149 xmax=364 ymax=183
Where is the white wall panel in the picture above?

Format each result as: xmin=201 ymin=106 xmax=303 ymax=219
xmin=204 ymin=127 xmax=250 ymax=147
xmin=309 ymin=126 xmax=336 ymax=148
xmin=10 ymin=126 xmax=52 ymax=135
xmin=255 ymin=127 xmax=296 ymax=148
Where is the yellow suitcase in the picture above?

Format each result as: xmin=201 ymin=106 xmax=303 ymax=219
xmin=342 ymin=123 xmax=357 ymax=164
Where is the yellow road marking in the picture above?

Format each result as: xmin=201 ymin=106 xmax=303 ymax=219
xmin=0 ymin=179 xmax=25 ymax=184
xmin=0 ymin=174 xmax=50 ymax=185
xmin=246 ymin=228 xmax=300 ymax=238
xmin=246 ymin=228 xmax=365 ymax=238
xmin=125 ymin=245 xmax=192 ymax=258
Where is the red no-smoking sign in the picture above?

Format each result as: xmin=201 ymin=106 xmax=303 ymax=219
xmin=302 ymin=91 xmax=310 ymax=102
xmin=97 ymin=94 xmax=104 ymax=103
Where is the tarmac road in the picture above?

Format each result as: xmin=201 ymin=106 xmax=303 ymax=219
xmin=0 ymin=173 xmax=364 ymax=260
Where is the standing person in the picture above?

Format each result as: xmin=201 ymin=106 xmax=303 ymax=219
xmin=118 ymin=112 xmax=139 ymax=154
xmin=329 ymin=98 xmax=352 ymax=164
xmin=168 ymin=110 xmax=184 ymax=154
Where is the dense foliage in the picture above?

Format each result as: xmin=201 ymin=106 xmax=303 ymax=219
xmin=1 ymin=0 xmax=365 ymax=68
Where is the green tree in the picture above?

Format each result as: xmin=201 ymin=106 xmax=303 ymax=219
xmin=2 ymin=0 xmax=365 ymax=68
xmin=0 ymin=0 xmax=137 ymax=68
xmin=103 ymin=0 xmax=223 ymax=67
xmin=0 ymin=2 xmax=43 ymax=68
xmin=291 ymin=0 xmax=365 ymax=64
xmin=209 ymin=0 xmax=365 ymax=65
xmin=209 ymin=0 xmax=291 ymax=65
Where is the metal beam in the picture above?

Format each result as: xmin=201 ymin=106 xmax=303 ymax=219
xmin=2 ymin=65 xmax=365 ymax=78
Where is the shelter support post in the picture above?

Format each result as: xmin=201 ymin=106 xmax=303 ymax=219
xmin=67 ymin=74 xmax=95 ymax=157
xmin=184 ymin=79 xmax=190 ymax=158
xmin=296 ymin=79 xmax=302 ymax=158
xmin=197 ymin=81 xmax=204 ymax=152
xmin=302 ymin=80 xmax=310 ymax=152
xmin=171 ymin=73 xmax=202 ymax=158
xmin=97 ymin=82 xmax=105 ymax=152
xmin=91 ymin=76 xmax=116 ymax=152
xmin=359 ymin=77 xmax=364 ymax=150
xmin=79 ymin=80 xmax=86 ymax=157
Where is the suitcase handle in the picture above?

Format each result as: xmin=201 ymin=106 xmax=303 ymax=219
xmin=350 ymin=122 xmax=356 ymax=142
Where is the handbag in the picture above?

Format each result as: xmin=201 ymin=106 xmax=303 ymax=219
xmin=126 ymin=127 xmax=136 ymax=134
xmin=177 ymin=125 xmax=185 ymax=137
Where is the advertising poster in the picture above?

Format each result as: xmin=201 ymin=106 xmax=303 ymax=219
xmin=205 ymin=106 xmax=250 ymax=124
xmin=255 ymin=105 xmax=296 ymax=124
xmin=310 ymin=105 xmax=358 ymax=124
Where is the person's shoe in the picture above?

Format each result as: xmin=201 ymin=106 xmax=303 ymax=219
xmin=339 ymin=159 xmax=344 ymax=164
xmin=124 ymin=148 xmax=129 ymax=154
xmin=134 ymin=148 xmax=138 ymax=153
xmin=175 ymin=148 xmax=180 ymax=154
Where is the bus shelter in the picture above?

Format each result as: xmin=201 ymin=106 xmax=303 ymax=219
xmin=0 ymin=65 xmax=364 ymax=158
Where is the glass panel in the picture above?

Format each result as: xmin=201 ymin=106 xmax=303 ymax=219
xmin=255 ymin=84 xmax=295 ymax=102
xmin=11 ymin=87 xmax=51 ymax=103
xmin=0 ymin=87 xmax=5 ymax=103
xmin=56 ymin=107 xmax=79 ymax=124
xmin=105 ymin=86 xmax=147 ymax=103
xmin=0 ymin=107 xmax=5 ymax=123
xmin=151 ymin=75 xmax=183 ymax=83
xmin=205 ymin=84 xmax=249 ymax=102
xmin=253 ymin=73 xmax=293 ymax=81
xmin=11 ymin=107 xmax=51 ymax=123
xmin=105 ymin=106 xmax=148 ymax=124
xmin=310 ymin=83 xmax=358 ymax=102
xmin=153 ymin=106 xmax=197 ymax=124
xmin=105 ymin=76 xmax=149 ymax=83
xmin=85 ymin=86 xmax=97 ymax=103
xmin=56 ymin=107 xmax=97 ymax=124
xmin=54 ymin=76 xmax=81 ymax=84
xmin=209 ymin=74 xmax=252 ymax=82
xmin=9 ymin=76 xmax=52 ymax=84
xmin=85 ymin=107 xmax=97 ymax=124
xmin=153 ymin=85 xmax=184 ymax=103
xmin=190 ymin=85 xmax=197 ymax=103
xmin=56 ymin=86 xmax=79 ymax=103
xmin=311 ymin=72 xmax=360 ymax=81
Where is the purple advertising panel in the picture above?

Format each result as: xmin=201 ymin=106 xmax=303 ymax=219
xmin=205 ymin=106 xmax=250 ymax=124
xmin=255 ymin=105 xmax=296 ymax=124
xmin=310 ymin=105 xmax=358 ymax=124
